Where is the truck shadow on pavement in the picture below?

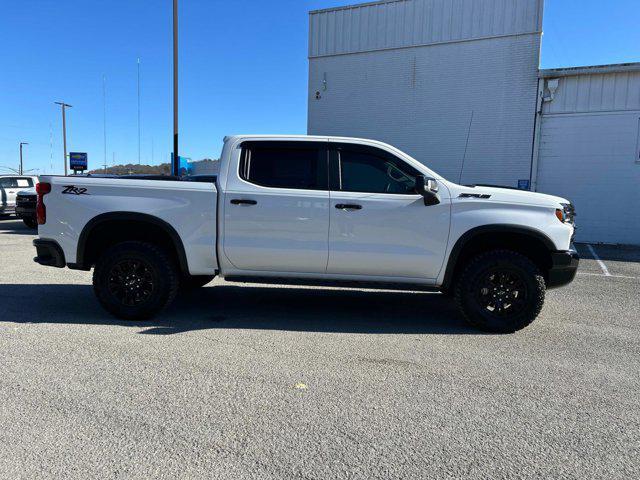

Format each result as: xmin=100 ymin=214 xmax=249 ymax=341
xmin=0 ymin=283 xmax=476 ymax=335
xmin=0 ymin=219 xmax=37 ymax=236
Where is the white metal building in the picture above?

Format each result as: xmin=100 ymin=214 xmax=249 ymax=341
xmin=307 ymin=0 xmax=640 ymax=245
xmin=535 ymin=64 xmax=640 ymax=245
xmin=308 ymin=0 xmax=544 ymax=187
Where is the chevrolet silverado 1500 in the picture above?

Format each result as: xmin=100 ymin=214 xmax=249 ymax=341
xmin=32 ymin=136 xmax=578 ymax=332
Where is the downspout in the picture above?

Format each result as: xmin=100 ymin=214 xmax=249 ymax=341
xmin=530 ymin=78 xmax=545 ymax=192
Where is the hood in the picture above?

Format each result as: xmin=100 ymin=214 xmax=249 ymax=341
xmin=17 ymin=187 xmax=36 ymax=196
xmin=447 ymin=183 xmax=570 ymax=208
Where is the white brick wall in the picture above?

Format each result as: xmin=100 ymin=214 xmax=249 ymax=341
xmin=308 ymin=33 xmax=540 ymax=186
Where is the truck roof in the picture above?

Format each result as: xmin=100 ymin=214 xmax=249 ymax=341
xmin=223 ymin=134 xmax=385 ymax=144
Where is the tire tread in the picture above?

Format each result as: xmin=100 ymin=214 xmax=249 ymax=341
xmin=93 ymin=241 xmax=178 ymax=320
xmin=454 ymin=249 xmax=546 ymax=333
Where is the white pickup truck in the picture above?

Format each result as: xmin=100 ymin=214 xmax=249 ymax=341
xmin=33 ymin=135 xmax=578 ymax=332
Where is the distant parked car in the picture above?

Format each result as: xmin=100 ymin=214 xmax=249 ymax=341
xmin=15 ymin=187 xmax=37 ymax=228
xmin=0 ymin=175 xmax=38 ymax=220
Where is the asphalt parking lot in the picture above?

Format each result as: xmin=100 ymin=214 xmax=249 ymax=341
xmin=0 ymin=218 xmax=638 ymax=479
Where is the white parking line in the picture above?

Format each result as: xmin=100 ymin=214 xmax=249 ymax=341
xmin=577 ymin=272 xmax=637 ymax=280
xmin=587 ymin=244 xmax=611 ymax=277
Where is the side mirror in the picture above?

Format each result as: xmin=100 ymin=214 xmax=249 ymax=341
xmin=415 ymin=175 xmax=441 ymax=206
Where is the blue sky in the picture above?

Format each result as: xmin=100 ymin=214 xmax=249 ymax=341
xmin=1 ymin=0 xmax=638 ymax=175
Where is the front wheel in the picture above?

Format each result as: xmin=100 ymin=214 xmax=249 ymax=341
xmin=93 ymin=241 xmax=179 ymax=320
xmin=22 ymin=217 xmax=38 ymax=229
xmin=454 ymin=250 xmax=546 ymax=333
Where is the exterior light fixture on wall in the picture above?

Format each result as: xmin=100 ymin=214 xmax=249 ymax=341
xmin=543 ymin=78 xmax=559 ymax=102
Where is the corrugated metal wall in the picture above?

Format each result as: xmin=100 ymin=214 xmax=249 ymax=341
xmin=310 ymin=0 xmax=543 ymax=57
xmin=536 ymin=70 xmax=640 ymax=245
xmin=542 ymin=72 xmax=640 ymax=114
xmin=308 ymin=0 xmax=542 ymax=187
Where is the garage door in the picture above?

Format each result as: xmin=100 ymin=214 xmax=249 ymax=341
xmin=537 ymin=112 xmax=640 ymax=245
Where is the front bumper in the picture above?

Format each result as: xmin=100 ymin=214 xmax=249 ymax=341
xmin=33 ymin=239 xmax=66 ymax=268
xmin=0 ymin=205 xmax=16 ymax=215
xmin=16 ymin=196 xmax=36 ymax=218
xmin=16 ymin=205 xmax=36 ymax=218
xmin=547 ymin=246 xmax=579 ymax=289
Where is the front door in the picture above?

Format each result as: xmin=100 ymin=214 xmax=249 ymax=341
xmin=222 ymin=141 xmax=330 ymax=273
xmin=327 ymin=143 xmax=450 ymax=280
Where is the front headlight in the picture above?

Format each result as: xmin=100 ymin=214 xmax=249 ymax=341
xmin=555 ymin=203 xmax=576 ymax=224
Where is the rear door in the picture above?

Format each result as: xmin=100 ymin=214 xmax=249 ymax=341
xmin=222 ymin=141 xmax=330 ymax=273
xmin=327 ymin=143 xmax=450 ymax=280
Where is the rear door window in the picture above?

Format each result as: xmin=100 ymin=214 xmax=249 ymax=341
xmin=240 ymin=143 xmax=328 ymax=190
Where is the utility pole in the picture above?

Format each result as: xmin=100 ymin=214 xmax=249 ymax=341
xmin=103 ymin=75 xmax=108 ymax=173
xmin=172 ymin=0 xmax=179 ymax=176
xmin=55 ymin=101 xmax=72 ymax=176
xmin=19 ymin=142 xmax=28 ymax=175
xmin=49 ymin=123 xmax=54 ymax=174
xmin=137 ymin=58 xmax=141 ymax=165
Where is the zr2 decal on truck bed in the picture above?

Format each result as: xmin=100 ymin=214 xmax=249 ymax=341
xmin=62 ymin=186 xmax=89 ymax=195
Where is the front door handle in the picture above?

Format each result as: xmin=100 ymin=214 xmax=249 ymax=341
xmin=335 ymin=203 xmax=362 ymax=210
xmin=230 ymin=199 xmax=257 ymax=206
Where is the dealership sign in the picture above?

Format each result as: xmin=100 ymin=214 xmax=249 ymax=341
xmin=69 ymin=152 xmax=88 ymax=171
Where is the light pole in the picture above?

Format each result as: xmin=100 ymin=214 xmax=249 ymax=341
xmin=137 ymin=58 xmax=141 ymax=165
xmin=55 ymin=101 xmax=72 ymax=175
xmin=103 ymin=75 xmax=107 ymax=173
xmin=19 ymin=142 xmax=28 ymax=175
xmin=172 ymin=0 xmax=179 ymax=176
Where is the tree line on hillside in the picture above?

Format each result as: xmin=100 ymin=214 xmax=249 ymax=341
xmin=88 ymin=159 xmax=219 ymax=176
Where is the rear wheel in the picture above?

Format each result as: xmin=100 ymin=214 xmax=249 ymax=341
xmin=23 ymin=217 xmax=38 ymax=229
xmin=454 ymin=250 xmax=545 ymax=333
xmin=93 ymin=241 xmax=178 ymax=320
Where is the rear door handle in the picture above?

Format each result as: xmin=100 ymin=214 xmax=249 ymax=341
xmin=335 ymin=203 xmax=362 ymax=210
xmin=230 ymin=199 xmax=257 ymax=206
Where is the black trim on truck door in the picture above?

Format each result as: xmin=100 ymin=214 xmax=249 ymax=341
xmin=74 ymin=212 xmax=189 ymax=274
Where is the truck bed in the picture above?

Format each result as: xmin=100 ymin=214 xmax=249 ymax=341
xmin=37 ymin=176 xmax=219 ymax=275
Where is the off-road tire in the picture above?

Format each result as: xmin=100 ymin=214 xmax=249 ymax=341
xmin=93 ymin=241 xmax=178 ymax=320
xmin=454 ymin=250 xmax=546 ymax=333
xmin=180 ymin=274 xmax=215 ymax=291
xmin=22 ymin=217 xmax=38 ymax=229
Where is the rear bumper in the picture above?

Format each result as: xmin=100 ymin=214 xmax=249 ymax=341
xmin=547 ymin=246 xmax=579 ymax=289
xmin=33 ymin=239 xmax=66 ymax=268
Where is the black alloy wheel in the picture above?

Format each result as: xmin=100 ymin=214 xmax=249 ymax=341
xmin=93 ymin=241 xmax=178 ymax=320
xmin=475 ymin=268 xmax=528 ymax=316
xmin=107 ymin=259 xmax=156 ymax=307
xmin=454 ymin=250 xmax=546 ymax=333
